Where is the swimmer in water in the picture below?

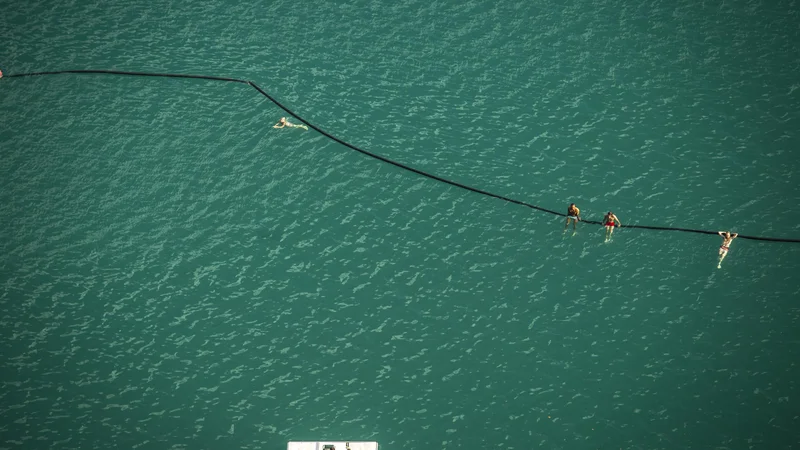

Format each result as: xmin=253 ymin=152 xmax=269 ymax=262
xmin=717 ymin=231 xmax=738 ymax=269
xmin=564 ymin=203 xmax=580 ymax=232
xmin=273 ymin=117 xmax=308 ymax=130
xmin=603 ymin=211 xmax=621 ymax=242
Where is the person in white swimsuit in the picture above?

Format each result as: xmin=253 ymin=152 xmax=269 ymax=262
xmin=717 ymin=231 xmax=738 ymax=268
xmin=273 ymin=117 xmax=308 ymax=130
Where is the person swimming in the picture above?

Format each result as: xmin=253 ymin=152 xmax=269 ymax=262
xmin=717 ymin=231 xmax=738 ymax=268
xmin=565 ymin=203 xmax=580 ymax=232
xmin=603 ymin=211 xmax=621 ymax=242
xmin=273 ymin=117 xmax=308 ymax=130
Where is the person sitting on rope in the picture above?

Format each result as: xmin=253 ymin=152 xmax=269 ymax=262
xmin=717 ymin=231 xmax=738 ymax=269
xmin=273 ymin=117 xmax=308 ymax=130
xmin=603 ymin=211 xmax=621 ymax=241
xmin=565 ymin=203 xmax=580 ymax=231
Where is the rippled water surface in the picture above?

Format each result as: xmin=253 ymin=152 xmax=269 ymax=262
xmin=2 ymin=0 xmax=799 ymax=449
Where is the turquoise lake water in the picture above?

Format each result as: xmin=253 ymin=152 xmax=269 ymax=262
xmin=1 ymin=0 xmax=799 ymax=449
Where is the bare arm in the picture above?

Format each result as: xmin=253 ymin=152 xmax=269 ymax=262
xmin=732 ymin=233 xmax=738 ymax=239
xmin=273 ymin=123 xmax=284 ymax=128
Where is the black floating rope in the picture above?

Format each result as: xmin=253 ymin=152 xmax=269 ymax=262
xmin=4 ymin=69 xmax=799 ymax=243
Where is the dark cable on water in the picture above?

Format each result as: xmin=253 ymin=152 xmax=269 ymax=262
xmin=5 ymin=69 xmax=799 ymax=243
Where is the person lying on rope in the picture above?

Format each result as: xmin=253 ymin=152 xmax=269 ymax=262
xmin=717 ymin=231 xmax=738 ymax=269
xmin=273 ymin=117 xmax=308 ymax=130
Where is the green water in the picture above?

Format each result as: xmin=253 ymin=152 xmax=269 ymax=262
xmin=2 ymin=0 xmax=799 ymax=449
